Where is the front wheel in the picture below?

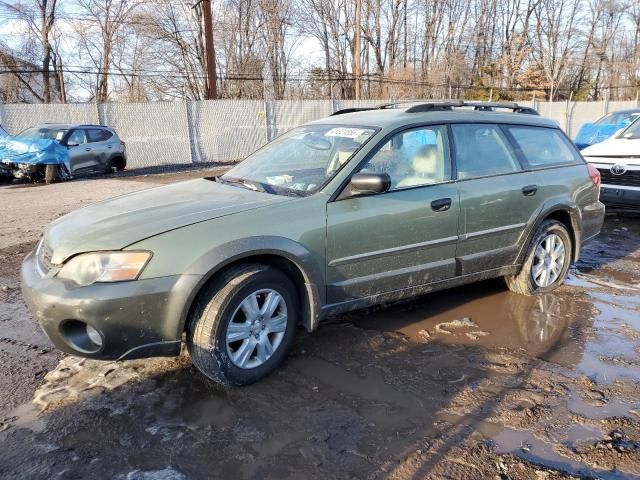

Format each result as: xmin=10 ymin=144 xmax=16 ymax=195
xmin=44 ymin=164 xmax=59 ymax=184
xmin=505 ymin=220 xmax=572 ymax=296
xmin=187 ymin=264 xmax=298 ymax=386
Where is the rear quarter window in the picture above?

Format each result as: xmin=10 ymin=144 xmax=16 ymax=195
xmin=506 ymin=126 xmax=581 ymax=168
xmin=87 ymin=129 xmax=113 ymax=143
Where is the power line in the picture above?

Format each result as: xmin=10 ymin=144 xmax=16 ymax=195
xmin=0 ymin=67 xmax=637 ymax=92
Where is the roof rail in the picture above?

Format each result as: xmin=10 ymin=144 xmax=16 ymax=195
xmin=406 ymin=100 xmax=538 ymax=115
xmin=331 ymin=107 xmax=377 ymax=116
xmin=331 ymin=99 xmax=463 ymax=116
xmin=332 ymin=100 xmax=539 ymax=116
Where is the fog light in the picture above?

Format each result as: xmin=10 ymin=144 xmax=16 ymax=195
xmin=86 ymin=324 xmax=103 ymax=347
xmin=60 ymin=320 xmax=104 ymax=353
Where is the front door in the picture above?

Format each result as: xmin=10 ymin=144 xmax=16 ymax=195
xmin=326 ymin=125 xmax=460 ymax=305
xmin=66 ymin=129 xmax=93 ymax=172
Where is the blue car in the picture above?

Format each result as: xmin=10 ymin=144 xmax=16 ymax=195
xmin=574 ymin=109 xmax=640 ymax=150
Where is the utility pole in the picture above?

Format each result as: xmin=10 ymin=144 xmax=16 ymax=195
xmin=199 ymin=0 xmax=218 ymax=99
xmin=354 ymin=0 xmax=361 ymax=100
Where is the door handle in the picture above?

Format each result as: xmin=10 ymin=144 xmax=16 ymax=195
xmin=431 ymin=198 xmax=452 ymax=212
xmin=85 ymin=148 xmax=91 ymax=152
xmin=522 ymin=185 xmax=537 ymax=196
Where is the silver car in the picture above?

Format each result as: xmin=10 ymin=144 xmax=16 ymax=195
xmin=0 ymin=123 xmax=127 ymax=183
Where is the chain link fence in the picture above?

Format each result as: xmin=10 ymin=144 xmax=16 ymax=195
xmin=1 ymin=99 xmax=639 ymax=170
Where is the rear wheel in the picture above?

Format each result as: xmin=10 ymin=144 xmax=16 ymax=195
xmin=111 ymin=156 xmax=126 ymax=172
xmin=187 ymin=264 xmax=298 ymax=386
xmin=505 ymin=220 xmax=572 ymax=296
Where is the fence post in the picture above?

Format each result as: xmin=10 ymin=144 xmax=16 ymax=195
xmin=96 ymin=102 xmax=105 ymax=125
xmin=265 ymin=100 xmax=276 ymax=142
xmin=603 ymin=91 xmax=609 ymax=116
xmin=564 ymin=92 xmax=574 ymax=136
xmin=331 ymin=98 xmax=340 ymax=113
xmin=184 ymin=100 xmax=199 ymax=163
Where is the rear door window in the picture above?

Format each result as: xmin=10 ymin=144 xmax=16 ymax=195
xmin=506 ymin=126 xmax=580 ymax=167
xmin=451 ymin=124 xmax=521 ymax=179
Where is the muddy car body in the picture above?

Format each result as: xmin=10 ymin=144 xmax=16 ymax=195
xmin=21 ymin=101 xmax=605 ymax=385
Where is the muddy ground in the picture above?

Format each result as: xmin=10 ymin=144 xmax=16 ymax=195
xmin=0 ymin=170 xmax=639 ymax=479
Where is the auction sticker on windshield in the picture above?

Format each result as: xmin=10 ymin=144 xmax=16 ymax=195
xmin=324 ymin=127 xmax=369 ymax=139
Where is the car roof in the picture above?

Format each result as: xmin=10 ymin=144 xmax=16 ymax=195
xmin=33 ymin=123 xmax=111 ymax=130
xmin=603 ymin=108 xmax=640 ymax=115
xmin=309 ymin=107 xmax=559 ymax=130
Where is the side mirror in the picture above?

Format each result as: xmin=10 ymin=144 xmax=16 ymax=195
xmin=348 ymin=172 xmax=391 ymax=196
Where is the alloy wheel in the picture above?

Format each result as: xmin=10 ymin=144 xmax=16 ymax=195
xmin=226 ymin=289 xmax=288 ymax=369
xmin=532 ymin=233 xmax=566 ymax=288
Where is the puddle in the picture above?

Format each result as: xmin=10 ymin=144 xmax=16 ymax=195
xmin=347 ymin=275 xmax=640 ymax=385
xmin=567 ymin=388 xmax=640 ymax=420
xmin=346 ymin=281 xmax=585 ymax=359
xmin=440 ymin=412 xmax=639 ymax=479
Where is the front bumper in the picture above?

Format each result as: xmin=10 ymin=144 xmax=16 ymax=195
xmin=600 ymin=185 xmax=640 ymax=208
xmin=20 ymin=248 xmax=202 ymax=360
xmin=0 ymin=161 xmax=38 ymax=179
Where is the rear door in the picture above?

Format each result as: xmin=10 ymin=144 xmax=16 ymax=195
xmin=326 ymin=125 xmax=460 ymax=304
xmin=451 ymin=123 xmax=539 ymax=274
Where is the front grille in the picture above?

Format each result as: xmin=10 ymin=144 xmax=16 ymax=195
xmin=598 ymin=169 xmax=640 ymax=188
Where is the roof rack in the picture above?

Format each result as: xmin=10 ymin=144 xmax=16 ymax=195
xmin=332 ymin=100 xmax=538 ymax=116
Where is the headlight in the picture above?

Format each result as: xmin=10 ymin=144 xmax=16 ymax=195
xmin=57 ymin=251 xmax=152 ymax=286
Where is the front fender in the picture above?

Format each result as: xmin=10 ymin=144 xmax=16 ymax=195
xmin=178 ymin=236 xmax=325 ymax=333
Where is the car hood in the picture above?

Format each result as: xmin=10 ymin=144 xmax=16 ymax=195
xmin=574 ymin=122 xmax=629 ymax=148
xmin=581 ymin=137 xmax=640 ymax=163
xmin=0 ymin=137 xmax=69 ymax=169
xmin=45 ymin=178 xmax=293 ymax=264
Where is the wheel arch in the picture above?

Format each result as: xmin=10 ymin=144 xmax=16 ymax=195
xmin=517 ymin=204 xmax=582 ymax=265
xmin=178 ymin=237 xmax=324 ymax=336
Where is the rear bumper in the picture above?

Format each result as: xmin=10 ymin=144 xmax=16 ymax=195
xmin=580 ymin=200 xmax=606 ymax=246
xmin=21 ymin=248 xmax=202 ymax=360
xmin=600 ymin=185 xmax=640 ymax=208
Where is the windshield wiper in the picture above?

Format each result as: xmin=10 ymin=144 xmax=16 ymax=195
xmin=215 ymin=176 xmax=275 ymax=194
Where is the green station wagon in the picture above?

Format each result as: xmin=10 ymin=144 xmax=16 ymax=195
xmin=21 ymin=101 xmax=605 ymax=385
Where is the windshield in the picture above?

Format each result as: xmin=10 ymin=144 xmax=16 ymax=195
xmin=221 ymin=124 xmax=377 ymax=196
xmin=16 ymin=127 xmax=69 ymax=142
xmin=595 ymin=111 xmax=640 ymax=126
xmin=620 ymin=116 xmax=640 ymax=139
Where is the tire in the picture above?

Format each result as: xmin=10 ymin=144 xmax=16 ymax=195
xmin=112 ymin=157 xmax=126 ymax=172
xmin=505 ymin=219 xmax=573 ymax=296
xmin=187 ymin=264 xmax=298 ymax=386
xmin=103 ymin=158 xmax=114 ymax=174
xmin=44 ymin=164 xmax=59 ymax=184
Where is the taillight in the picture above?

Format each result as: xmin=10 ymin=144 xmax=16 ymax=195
xmin=120 ymin=141 xmax=126 ymax=152
xmin=587 ymin=163 xmax=601 ymax=190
